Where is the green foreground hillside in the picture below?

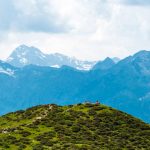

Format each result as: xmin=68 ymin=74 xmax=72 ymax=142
xmin=0 ymin=103 xmax=150 ymax=150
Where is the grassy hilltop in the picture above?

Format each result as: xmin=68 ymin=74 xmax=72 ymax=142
xmin=0 ymin=103 xmax=150 ymax=150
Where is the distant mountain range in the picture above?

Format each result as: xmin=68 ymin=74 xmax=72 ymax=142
xmin=0 ymin=47 xmax=150 ymax=123
xmin=6 ymin=45 xmax=120 ymax=70
xmin=6 ymin=45 xmax=96 ymax=70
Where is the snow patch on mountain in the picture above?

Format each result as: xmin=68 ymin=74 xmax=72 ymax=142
xmin=0 ymin=67 xmax=14 ymax=76
xmin=20 ymin=58 xmax=28 ymax=64
xmin=51 ymin=65 xmax=60 ymax=68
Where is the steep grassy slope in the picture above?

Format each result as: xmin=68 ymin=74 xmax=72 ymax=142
xmin=0 ymin=103 xmax=150 ymax=150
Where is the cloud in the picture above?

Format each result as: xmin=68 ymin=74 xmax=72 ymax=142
xmin=0 ymin=0 xmax=113 ymax=34
xmin=0 ymin=0 xmax=149 ymax=34
xmin=0 ymin=0 xmax=69 ymax=33
xmin=115 ymin=0 xmax=150 ymax=6
xmin=0 ymin=0 xmax=150 ymax=61
xmin=0 ymin=0 xmax=16 ymax=30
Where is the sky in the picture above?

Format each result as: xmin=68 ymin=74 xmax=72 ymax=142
xmin=0 ymin=0 xmax=150 ymax=61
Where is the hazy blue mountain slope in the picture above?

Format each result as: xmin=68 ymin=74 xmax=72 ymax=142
xmin=0 ymin=64 xmax=89 ymax=114
xmin=92 ymin=57 xmax=115 ymax=70
xmin=0 ymin=50 xmax=150 ymax=123
xmin=78 ymin=50 xmax=150 ymax=122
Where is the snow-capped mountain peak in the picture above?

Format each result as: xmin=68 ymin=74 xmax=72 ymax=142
xmin=7 ymin=45 xmax=48 ymax=67
xmin=6 ymin=45 xmax=96 ymax=70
